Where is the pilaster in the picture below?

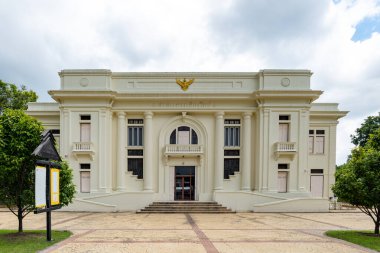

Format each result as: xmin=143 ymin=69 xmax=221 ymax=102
xmin=328 ymin=124 xmax=337 ymax=198
xmin=143 ymin=111 xmax=154 ymax=191
xmin=241 ymin=112 xmax=252 ymax=190
xmin=262 ymin=108 xmax=270 ymax=191
xmin=116 ymin=112 xmax=126 ymax=191
xmin=297 ymin=109 xmax=309 ymax=192
xmin=214 ymin=111 xmax=224 ymax=190
xmin=98 ymin=110 xmax=107 ymax=192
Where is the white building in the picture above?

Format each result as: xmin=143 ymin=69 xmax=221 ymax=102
xmin=27 ymin=69 xmax=348 ymax=212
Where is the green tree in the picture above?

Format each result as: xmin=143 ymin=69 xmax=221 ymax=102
xmin=351 ymin=115 xmax=380 ymax=147
xmin=59 ymin=160 xmax=76 ymax=207
xmin=333 ymin=129 xmax=380 ymax=234
xmin=0 ymin=109 xmax=75 ymax=232
xmin=0 ymin=80 xmax=38 ymax=113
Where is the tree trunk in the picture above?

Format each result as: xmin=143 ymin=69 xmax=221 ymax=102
xmin=375 ymin=221 xmax=379 ymax=235
xmin=18 ymin=207 xmax=23 ymax=233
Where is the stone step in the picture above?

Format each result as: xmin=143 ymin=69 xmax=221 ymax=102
xmin=145 ymin=208 xmax=227 ymax=211
xmin=137 ymin=210 xmax=235 ymax=213
xmin=148 ymin=204 xmax=223 ymax=207
xmin=151 ymin=201 xmax=218 ymax=205
xmin=138 ymin=201 xmax=235 ymax=214
xmin=141 ymin=208 xmax=231 ymax=211
xmin=145 ymin=205 xmax=227 ymax=209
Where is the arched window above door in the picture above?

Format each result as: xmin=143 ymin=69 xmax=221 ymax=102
xmin=170 ymin=126 xmax=198 ymax=145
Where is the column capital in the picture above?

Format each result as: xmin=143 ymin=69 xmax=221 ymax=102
xmin=117 ymin=111 xmax=126 ymax=118
xmin=144 ymin=111 xmax=154 ymax=118
xmin=63 ymin=109 xmax=69 ymax=116
xmin=242 ymin=112 xmax=252 ymax=118
xmin=215 ymin=111 xmax=224 ymax=118
xmin=263 ymin=109 xmax=270 ymax=117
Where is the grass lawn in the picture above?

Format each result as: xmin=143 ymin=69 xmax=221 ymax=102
xmin=326 ymin=230 xmax=380 ymax=252
xmin=0 ymin=230 xmax=71 ymax=253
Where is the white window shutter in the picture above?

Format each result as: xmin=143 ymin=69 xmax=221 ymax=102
xmin=80 ymin=171 xmax=91 ymax=193
xmin=310 ymin=175 xmax=323 ymax=197
xmin=278 ymin=172 xmax=288 ymax=193
xmin=80 ymin=123 xmax=91 ymax=142
xmin=178 ymin=131 xmax=190 ymax=145
xmin=315 ymin=136 xmax=324 ymax=154
xmin=309 ymin=136 xmax=314 ymax=153
xmin=279 ymin=123 xmax=289 ymax=142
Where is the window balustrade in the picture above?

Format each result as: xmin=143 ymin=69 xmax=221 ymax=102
xmin=165 ymin=144 xmax=203 ymax=155
xmin=72 ymin=142 xmax=94 ymax=160
xmin=274 ymin=142 xmax=297 ymax=160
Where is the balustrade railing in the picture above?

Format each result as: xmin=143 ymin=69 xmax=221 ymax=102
xmin=276 ymin=142 xmax=296 ymax=152
xmin=165 ymin=144 xmax=203 ymax=154
xmin=72 ymin=142 xmax=93 ymax=151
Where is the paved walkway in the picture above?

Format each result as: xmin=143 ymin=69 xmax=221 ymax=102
xmin=0 ymin=211 xmax=377 ymax=253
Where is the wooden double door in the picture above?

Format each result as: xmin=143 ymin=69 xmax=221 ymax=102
xmin=174 ymin=166 xmax=195 ymax=201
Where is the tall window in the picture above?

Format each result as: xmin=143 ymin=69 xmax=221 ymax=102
xmin=128 ymin=119 xmax=143 ymax=146
xmin=309 ymin=129 xmax=325 ymax=154
xmin=224 ymin=119 xmax=240 ymax=179
xmin=224 ymin=119 xmax=240 ymax=146
xmin=278 ymin=172 xmax=288 ymax=193
xmin=278 ymin=163 xmax=289 ymax=193
xmin=279 ymin=115 xmax=290 ymax=142
xmin=80 ymin=115 xmax=91 ymax=142
xmin=310 ymin=169 xmax=324 ymax=197
xmin=80 ymin=163 xmax=91 ymax=193
xmin=170 ymin=126 xmax=198 ymax=145
xmin=127 ymin=119 xmax=143 ymax=179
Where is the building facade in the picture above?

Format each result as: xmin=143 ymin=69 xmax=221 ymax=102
xmin=27 ymin=69 xmax=348 ymax=212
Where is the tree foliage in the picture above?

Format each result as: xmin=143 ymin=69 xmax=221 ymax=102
xmin=333 ymin=128 xmax=380 ymax=234
xmin=59 ymin=160 xmax=76 ymax=207
xmin=351 ymin=115 xmax=380 ymax=147
xmin=0 ymin=80 xmax=38 ymax=113
xmin=0 ymin=109 xmax=42 ymax=232
xmin=0 ymin=109 xmax=75 ymax=232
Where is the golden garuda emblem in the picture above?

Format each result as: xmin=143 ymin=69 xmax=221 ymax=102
xmin=176 ymin=78 xmax=194 ymax=91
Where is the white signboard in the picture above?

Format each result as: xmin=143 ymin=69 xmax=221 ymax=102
xmin=35 ymin=166 xmax=46 ymax=208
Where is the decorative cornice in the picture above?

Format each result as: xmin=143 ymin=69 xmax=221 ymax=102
xmin=259 ymin=69 xmax=313 ymax=77
xmin=253 ymin=90 xmax=323 ymax=103
xmin=59 ymin=69 xmax=112 ymax=77
xmin=309 ymin=111 xmax=349 ymax=119
xmin=111 ymin=72 xmax=259 ymax=79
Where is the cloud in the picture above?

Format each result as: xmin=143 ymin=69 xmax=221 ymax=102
xmin=211 ymin=0 xmax=330 ymax=45
xmin=208 ymin=0 xmax=335 ymax=69
xmin=0 ymin=0 xmax=379 ymax=164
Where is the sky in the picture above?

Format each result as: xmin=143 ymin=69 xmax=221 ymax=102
xmin=0 ymin=0 xmax=379 ymax=165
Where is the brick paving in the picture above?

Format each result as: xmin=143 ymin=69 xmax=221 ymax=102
xmin=0 ymin=210 xmax=377 ymax=253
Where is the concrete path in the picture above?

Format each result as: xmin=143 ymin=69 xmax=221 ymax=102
xmin=0 ymin=211 xmax=377 ymax=253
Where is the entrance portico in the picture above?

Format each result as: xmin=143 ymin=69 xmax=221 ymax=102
xmin=160 ymin=115 xmax=207 ymax=202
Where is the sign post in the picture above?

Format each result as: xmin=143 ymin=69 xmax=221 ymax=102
xmin=34 ymin=160 xmax=61 ymax=241
xmin=32 ymin=130 xmax=62 ymax=241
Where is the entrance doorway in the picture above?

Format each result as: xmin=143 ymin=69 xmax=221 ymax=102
xmin=174 ymin=166 xmax=195 ymax=200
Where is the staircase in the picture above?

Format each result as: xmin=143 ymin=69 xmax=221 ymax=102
xmin=137 ymin=201 xmax=235 ymax=213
